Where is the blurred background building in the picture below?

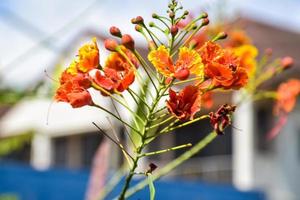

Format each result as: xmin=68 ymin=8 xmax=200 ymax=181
xmin=0 ymin=0 xmax=299 ymax=200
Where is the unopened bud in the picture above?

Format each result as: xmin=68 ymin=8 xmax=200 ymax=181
xmin=281 ymin=56 xmax=294 ymax=70
xmin=169 ymin=12 xmax=175 ymax=19
xmin=171 ymin=25 xmax=178 ymax=37
xmin=149 ymin=22 xmax=155 ymax=27
xmin=202 ymin=12 xmax=208 ymax=18
xmin=201 ymin=18 xmax=209 ymax=26
xmin=131 ymin=16 xmax=144 ymax=24
xmin=121 ymin=34 xmax=135 ymax=51
xmin=184 ymin=10 xmax=189 ymax=15
xmin=109 ymin=26 xmax=122 ymax=38
xmin=265 ymin=48 xmax=273 ymax=56
xmin=152 ymin=13 xmax=158 ymax=19
xmin=135 ymin=25 xmax=143 ymax=32
xmin=104 ymin=39 xmax=118 ymax=51
xmin=212 ymin=32 xmax=227 ymax=42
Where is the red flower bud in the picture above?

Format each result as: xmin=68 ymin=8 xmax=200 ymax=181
xmin=109 ymin=26 xmax=122 ymax=38
xmin=121 ymin=34 xmax=135 ymax=51
xmin=171 ymin=25 xmax=179 ymax=37
xmin=174 ymin=68 xmax=190 ymax=80
xmin=104 ymin=39 xmax=118 ymax=51
xmin=201 ymin=18 xmax=209 ymax=26
xmin=281 ymin=56 xmax=294 ymax=70
xmin=131 ymin=16 xmax=144 ymax=24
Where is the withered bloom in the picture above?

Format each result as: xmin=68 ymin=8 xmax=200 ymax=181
xmin=209 ymin=104 xmax=236 ymax=135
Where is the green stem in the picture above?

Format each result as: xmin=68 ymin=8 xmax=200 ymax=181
xmin=121 ymin=131 xmax=218 ymax=199
xmin=146 ymin=116 xmax=174 ymax=130
xmin=159 ymin=115 xmax=209 ymax=134
xmin=91 ymin=103 xmax=141 ymax=136
xmin=139 ymin=143 xmax=192 ymax=157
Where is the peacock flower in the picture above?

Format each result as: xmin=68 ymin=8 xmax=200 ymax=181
xmin=274 ymin=79 xmax=300 ymax=115
xmin=77 ymin=37 xmax=99 ymax=73
xmin=166 ymin=85 xmax=202 ymax=121
xmin=55 ymin=67 xmax=93 ymax=108
xmin=148 ymin=45 xmax=203 ymax=80
xmin=93 ymin=48 xmax=138 ymax=95
xmin=198 ymin=41 xmax=248 ymax=90
xmin=233 ymin=44 xmax=258 ymax=76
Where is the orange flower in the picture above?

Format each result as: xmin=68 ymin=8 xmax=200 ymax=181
xmin=77 ymin=37 xmax=99 ymax=73
xmin=233 ymin=45 xmax=258 ymax=76
xmin=93 ymin=48 xmax=137 ymax=95
xmin=274 ymin=79 xmax=300 ymax=114
xmin=148 ymin=46 xmax=203 ymax=80
xmin=55 ymin=69 xmax=92 ymax=108
xmin=199 ymin=41 xmax=248 ymax=90
xmin=166 ymin=85 xmax=201 ymax=120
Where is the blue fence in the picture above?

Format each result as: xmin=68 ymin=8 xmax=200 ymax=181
xmin=0 ymin=162 xmax=265 ymax=200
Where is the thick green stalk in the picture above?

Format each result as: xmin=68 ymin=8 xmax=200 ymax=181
xmin=117 ymin=82 xmax=166 ymax=199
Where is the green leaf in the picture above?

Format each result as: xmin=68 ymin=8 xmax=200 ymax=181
xmin=147 ymin=174 xmax=156 ymax=200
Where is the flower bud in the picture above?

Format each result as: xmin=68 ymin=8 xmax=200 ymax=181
xmin=171 ymin=25 xmax=178 ymax=37
xmin=152 ymin=13 xmax=158 ymax=18
xmin=149 ymin=22 xmax=155 ymax=27
xmin=169 ymin=11 xmax=175 ymax=19
xmin=131 ymin=16 xmax=144 ymax=24
xmin=265 ymin=48 xmax=273 ymax=56
xmin=184 ymin=10 xmax=189 ymax=15
xmin=202 ymin=12 xmax=208 ymax=18
xmin=104 ymin=39 xmax=118 ymax=51
xmin=212 ymin=32 xmax=227 ymax=42
xmin=135 ymin=25 xmax=143 ymax=32
xmin=109 ymin=26 xmax=122 ymax=38
xmin=281 ymin=56 xmax=294 ymax=70
xmin=201 ymin=18 xmax=209 ymax=26
xmin=121 ymin=34 xmax=135 ymax=51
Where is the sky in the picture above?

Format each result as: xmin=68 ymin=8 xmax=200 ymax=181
xmin=0 ymin=0 xmax=299 ymax=89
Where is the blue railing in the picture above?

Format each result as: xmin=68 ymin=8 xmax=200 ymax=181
xmin=0 ymin=162 xmax=265 ymax=200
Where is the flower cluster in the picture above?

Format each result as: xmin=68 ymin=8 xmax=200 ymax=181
xmin=52 ymin=1 xmax=298 ymax=199
xmin=55 ymin=36 xmax=139 ymax=107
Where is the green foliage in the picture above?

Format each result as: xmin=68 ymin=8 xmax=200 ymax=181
xmin=0 ymin=132 xmax=33 ymax=157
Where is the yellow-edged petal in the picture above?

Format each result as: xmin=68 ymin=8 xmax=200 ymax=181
xmin=148 ymin=45 xmax=174 ymax=77
xmin=176 ymin=47 xmax=204 ymax=77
